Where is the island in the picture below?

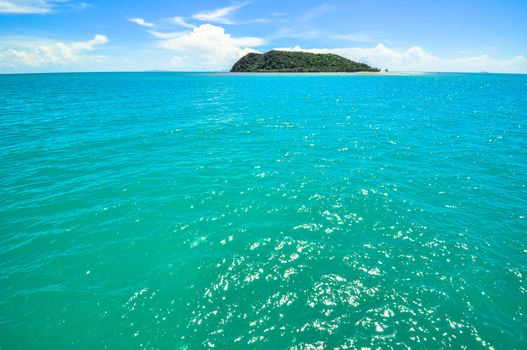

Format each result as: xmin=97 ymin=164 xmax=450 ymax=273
xmin=230 ymin=50 xmax=380 ymax=73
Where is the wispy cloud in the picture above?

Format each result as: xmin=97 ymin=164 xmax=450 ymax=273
xmin=131 ymin=2 xmax=273 ymax=31
xmin=171 ymin=16 xmax=194 ymax=29
xmin=192 ymin=3 xmax=247 ymax=25
xmin=0 ymin=34 xmax=108 ymax=67
xmin=147 ymin=30 xmax=185 ymax=39
xmin=0 ymin=0 xmax=87 ymax=14
xmin=128 ymin=17 xmax=155 ymax=27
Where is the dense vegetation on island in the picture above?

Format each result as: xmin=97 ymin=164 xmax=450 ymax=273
xmin=231 ymin=50 xmax=379 ymax=73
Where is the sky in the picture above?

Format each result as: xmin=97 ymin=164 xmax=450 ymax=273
xmin=0 ymin=0 xmax=526 ymax=73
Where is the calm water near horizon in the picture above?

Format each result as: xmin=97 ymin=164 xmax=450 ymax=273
xmin=1 ymin=72 xmax=526 ymax=349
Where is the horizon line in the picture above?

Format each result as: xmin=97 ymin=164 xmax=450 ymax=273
xmin=1 ymin=70 xmax=526 ymax=76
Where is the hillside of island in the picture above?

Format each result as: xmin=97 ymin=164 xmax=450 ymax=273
xmin=230 ymin=50 xmax=380 ymax=73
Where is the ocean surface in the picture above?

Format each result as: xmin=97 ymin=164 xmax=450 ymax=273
xmin=0 ymin=72 xmax=526 ymax=349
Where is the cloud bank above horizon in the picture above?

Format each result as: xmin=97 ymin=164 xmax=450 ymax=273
xmin=0 ymin=34 xmax=108 ymax=68
xmin=276 ymin=44 xmax=527 ymax=73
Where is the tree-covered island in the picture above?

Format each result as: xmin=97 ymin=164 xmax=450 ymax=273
xmin=231 ymin=50 xmax=380 ymax=73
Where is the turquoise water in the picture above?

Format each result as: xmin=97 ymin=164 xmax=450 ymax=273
xmin=0 ymin=72 xmax=526 ymax=349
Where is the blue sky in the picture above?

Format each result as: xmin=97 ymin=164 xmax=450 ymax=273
xmin=0 ymin=0 xmax=526 ymax=73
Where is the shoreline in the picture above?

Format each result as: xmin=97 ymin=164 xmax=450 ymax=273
xmin=211 ymin=71 xmax=433 ymax=76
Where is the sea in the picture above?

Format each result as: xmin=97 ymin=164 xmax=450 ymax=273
xmin=0 ymin=72 xmax=526 ymax=349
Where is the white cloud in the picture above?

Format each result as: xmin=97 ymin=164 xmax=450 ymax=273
xmin=0 ymin=34 xmax=108 ymax=67
xmin=274 ymin=44 xmax=527 ymax=73
xmin=0 ymin=0 xmax=84 ymax=14
xmin=69 ymin=34 xmax=107 ymax=50
xmin=154 ymin=23 xmax=264 ymax=71
xmin=147 ymin=30 xmax=186 ymax=39
xmin=171 ymin=16 xmax=194 ymax=29
xmin=128 ymin=17 xmax=154 ymax=27
xmin=192 ymin=3 xmax=246 ymax=25
xmin=0 ymin=0 xmax=52 ymax=13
